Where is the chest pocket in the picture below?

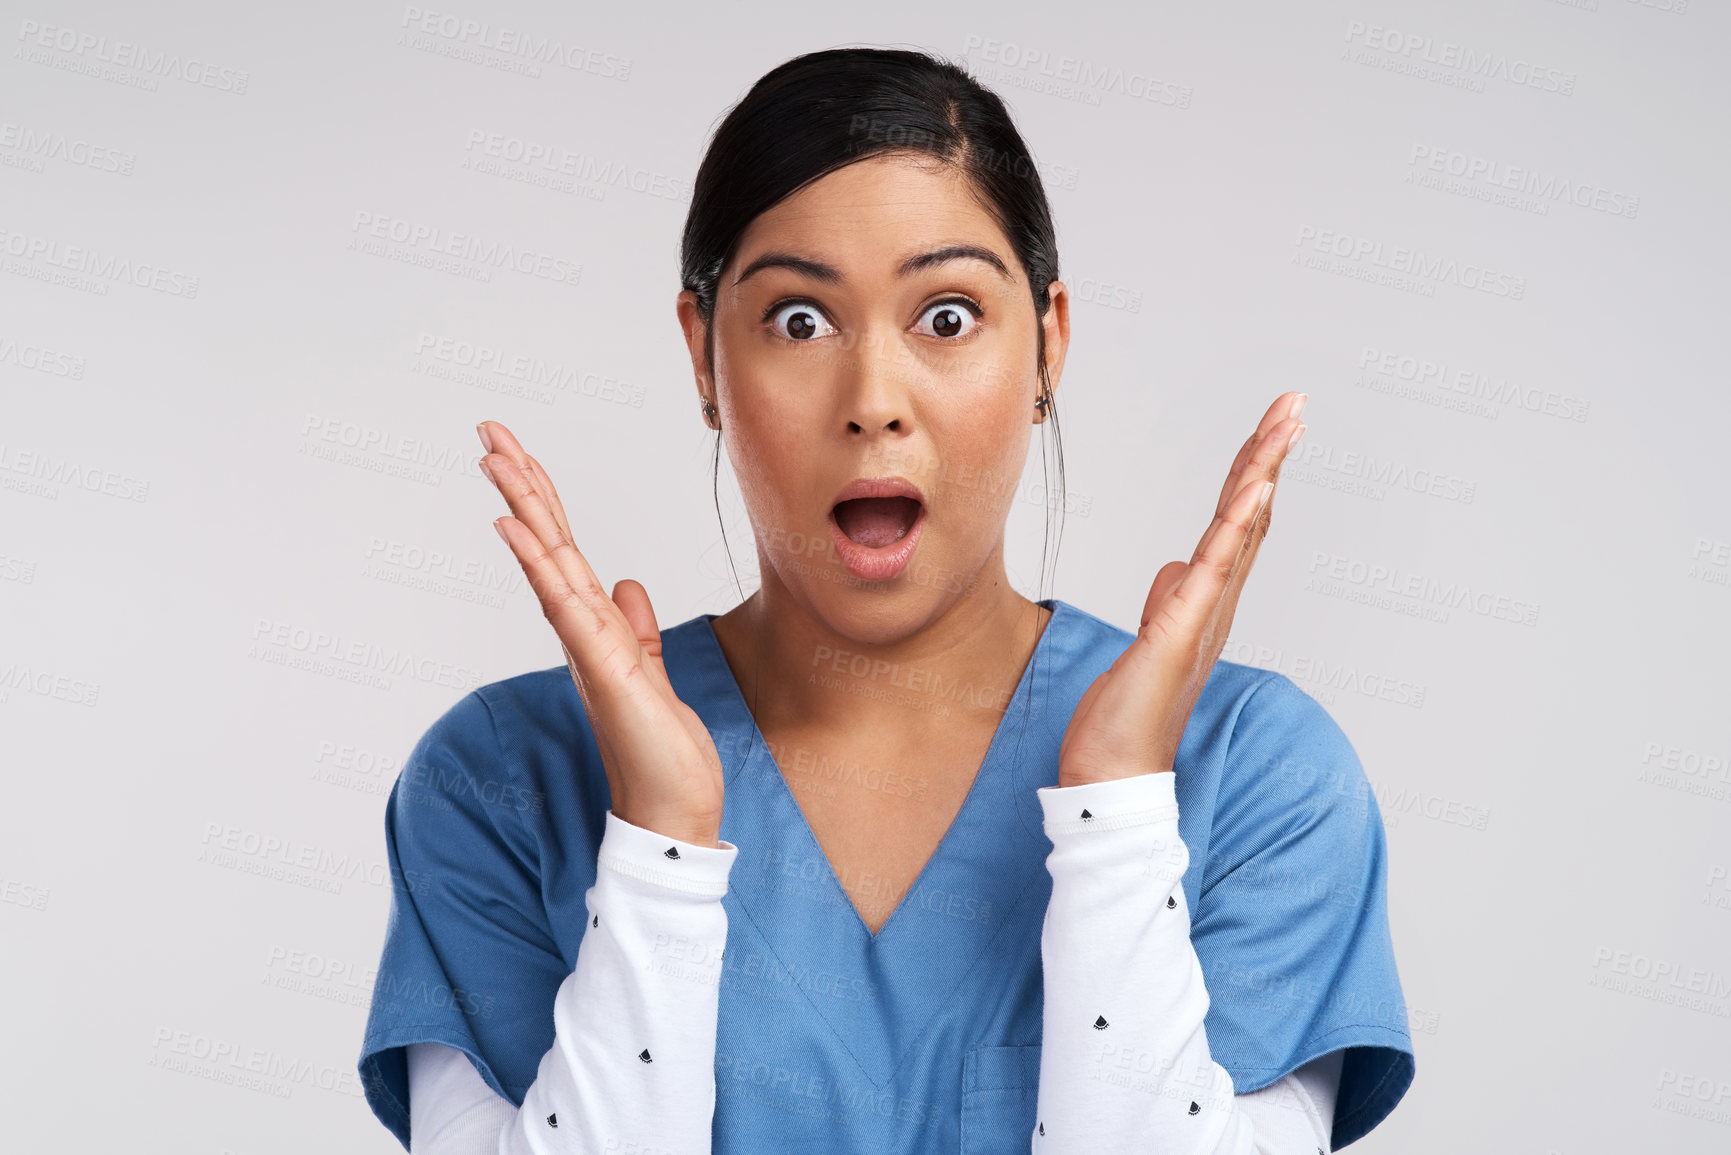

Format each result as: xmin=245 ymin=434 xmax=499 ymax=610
xmin=959 ymin=1044 xmax=1041 ymax=1154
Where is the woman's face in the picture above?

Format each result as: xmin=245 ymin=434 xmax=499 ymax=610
xmin=678 ymin=153 xmax=1069 ymax=641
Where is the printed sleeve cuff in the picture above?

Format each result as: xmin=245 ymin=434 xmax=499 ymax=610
xmin=595 ymin=810 xmax=738 ymax=898
xmin=1037 ymin=770 xmax=1179 ymax=836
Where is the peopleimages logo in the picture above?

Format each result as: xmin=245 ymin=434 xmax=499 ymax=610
xmin=1285 ymin=438 xmax=1477 ymax=504
xmin=959 ymin=35 xmax=1193 ymax=109
xmin=0 ymin=121 xmax=135 ymax=174
xmin=413 ymin=333 xmax=645 ymax=407
xmin=0 ymin=334 xmax=85 ymax=378
xmin=349 ymin=211 xmax=582 ymax=286
xmin=1306 ymin=550 xmax=1541 ymax=627
xmin=15 ymin=19 xmax=251 ymax=93
xmin=0 ymin=227 xmax=200 ymax=297
xmin=398 ymin=7 xmax=630 ymax=79
xmin=1357 ymin=347 xmax=1590 ymax=422
xmin=1407 ymin=144 xmax=1639 ymax=219
xmin=1342 ymin=20 xmax=1576 ymax=95
xmin=1295 ymin=226 xmax=1526 ymax=300
xmin=461 ymin=130 xmax=688 ymax=203
xmin=249 ymin=615 xmax=484 ymax=691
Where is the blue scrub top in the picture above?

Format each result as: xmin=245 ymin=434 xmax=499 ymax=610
xmin=358 ymin=599 xmax=1415 ymax=1151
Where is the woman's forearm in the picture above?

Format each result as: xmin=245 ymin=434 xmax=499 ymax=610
xmin=407 ymin=811 xmax=736 ymax=1154
xmin=1033 ymin=771 xmax=1335 ymax=1154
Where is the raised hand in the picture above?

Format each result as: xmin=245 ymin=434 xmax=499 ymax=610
xmin=477 ymin=420 xmax=726 ymax=846
xmin=1057 ymin=393 xmax=1307 ymax=788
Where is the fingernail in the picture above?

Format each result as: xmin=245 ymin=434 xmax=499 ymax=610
xmin=476 ymin=422 xmax=494 ymax=453
xmin=1286 ymin=422 xmax=1306 ymax=453
xmin=493 ymin=518 xmax=509 ymax=544
xmin=1290 ymin=393 xmax=1308 ymax=420
xmin=478 ymin=457 xmax=496 ymax=485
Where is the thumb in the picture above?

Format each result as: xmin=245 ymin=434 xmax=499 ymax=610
xmin=611 ymin=579 xmax=670 ymax=686
xmin=1141 ymin=561 xmax=1189 ymax=629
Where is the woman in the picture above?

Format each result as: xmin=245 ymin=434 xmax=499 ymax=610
xmin=358 ymin=47 xmax=1413 ymax=1153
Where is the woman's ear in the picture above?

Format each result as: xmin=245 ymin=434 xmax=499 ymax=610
xmin=1039 ymin=280 xmax=1071 ymax=415
xmin=676 ymin=290 xmax=711 ymax=394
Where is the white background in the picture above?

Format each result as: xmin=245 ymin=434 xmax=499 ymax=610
xmin=2 ymin=1 xmax=1727 ymax=1151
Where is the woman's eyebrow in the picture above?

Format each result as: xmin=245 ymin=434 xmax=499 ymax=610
xmin=731 ymin=244 xmax=1012 ymax=287
xmin=732 ymin=252 xmax=841 ymax=287
xmin=898 ymin=244 xmax=1011 ymax=280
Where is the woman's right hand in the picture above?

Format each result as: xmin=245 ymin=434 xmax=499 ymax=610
xmin=476 ymin=420 xmax=726 ymax=848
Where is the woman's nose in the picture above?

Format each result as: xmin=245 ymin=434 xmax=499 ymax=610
xmin=840 ymin=327 xmax=915 ymax=437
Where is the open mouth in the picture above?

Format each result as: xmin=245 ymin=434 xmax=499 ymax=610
xmin=832 ymin=496 xmax=922 ymax=548
xmin=826 ymin=488 xmax=927 ymax=581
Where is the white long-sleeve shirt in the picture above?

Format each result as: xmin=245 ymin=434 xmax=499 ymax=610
xmin=404 ymin=775 xmax=1342 ymax=1153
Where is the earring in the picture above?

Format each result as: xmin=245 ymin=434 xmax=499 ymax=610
xmin=701 ymin=398 xmax=719 ymax=429
xmin=1034 ymin=392 xmax=1049 ymax=416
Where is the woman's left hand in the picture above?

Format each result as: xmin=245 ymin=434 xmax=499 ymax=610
xmin=1058 ymin=392 xmax=1307 ymax=788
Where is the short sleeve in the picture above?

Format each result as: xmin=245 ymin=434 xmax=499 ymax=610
xmin=1191 ymin=673 xmax=1416 ymax=1149
xmin=357 ymin=689 xmax=568 ymax=1151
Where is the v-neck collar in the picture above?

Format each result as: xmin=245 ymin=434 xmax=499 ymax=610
xmin=671 ymin=600 xmax=1072 ymax=1086
xmin=696 ymin=599 xmax=1064 ymax=940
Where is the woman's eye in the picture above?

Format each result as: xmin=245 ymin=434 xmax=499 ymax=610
xmin=769 ymin=302 xmax=836 ymax=341
xmin=914 ymin=300 xmax=979 ymax=339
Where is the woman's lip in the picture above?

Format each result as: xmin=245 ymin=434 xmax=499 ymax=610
xmin=828 ymin=504 xmax=926 ymax=581
xmin=830 ymin=476 xmax=926 ymax=507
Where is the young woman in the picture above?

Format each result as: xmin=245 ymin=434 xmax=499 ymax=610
xmin=358 ymin=48 xmax=1413 ymax=1154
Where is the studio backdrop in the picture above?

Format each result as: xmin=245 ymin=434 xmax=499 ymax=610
xmin=2 ymin=0 xmax=1726 ymax=1152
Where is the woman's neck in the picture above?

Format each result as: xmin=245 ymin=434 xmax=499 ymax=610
xmin=708 ymin=565 xmax=1051 ymax=740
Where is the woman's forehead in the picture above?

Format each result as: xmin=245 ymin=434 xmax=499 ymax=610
xmin=728 ymin=155 xmax=1020 ymax=283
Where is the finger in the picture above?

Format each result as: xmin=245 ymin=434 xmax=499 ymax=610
xmin=1213 ymin=393 xmax=1306 ymax=519
xmin=481 ymin=421 xmax=564 ymax=525
xmin=1186 ymin=465 xmax=1282 ymax=645
xmin=478 ymin=422 xmax=593 ymax=578
xmin=478 ymin=421 xmax=632 ymax=684
xmin=524 ymin=452 xmax=574 ymax=548
xmin=1150 ymin=477 xmax=1273 ymax=647
xmin=478 ymin=422 xmax=585 ymax=604
xmin=1268 ymin=390 xmax=1306 ymax=426
xmin=612 ymin=579 xmax=672 ymax=687
xmin=480 ymin=418 xmax=536 ymax=471
xmin=486 ymin=456 xmax=627 ymax=677
xmin=1194 ymin=416 xmax=1300 ymax=567
xmin=491 ymin=426 xmax=579 ymax=562
xmin=492 ymin=508 xmax=621 ymax=645
xmin=1213 ymin=431 xmax=1259 ymax=520
xmin=1196 ymin=484 xmax=1275 ymax=662
xmin=1187 ymin=415 xmax=1301 ymax=664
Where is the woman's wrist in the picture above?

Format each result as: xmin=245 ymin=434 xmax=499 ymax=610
xmin=1056 ymin=764 xmax=1173 ymax=790
xmin=611 ymin=805 xmax=723 ymax=849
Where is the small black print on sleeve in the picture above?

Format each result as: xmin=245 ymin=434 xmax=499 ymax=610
xmin=664 ymin=846 xmax=681 ymax=860
xmin=1188 ymin=1101 xmax=1200 ymax=1115
xmin=1167 ymin=895 xmax=1177 ymax=909
xmin=1093 ymin=1015 xmax=1109 ymax=1029
xmin=1038 ymin=1121 xmax=1045 ymax=1135
xmin=546 ymin=1113 xmax=558 ymax=1127
xmin=592 ymin=914 xmax=599 ymax=927
xmin=639 ymin=1048 xmax=653 ymax=1063
xmin=1079 ymin=808 xmax=1093 ymax=820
